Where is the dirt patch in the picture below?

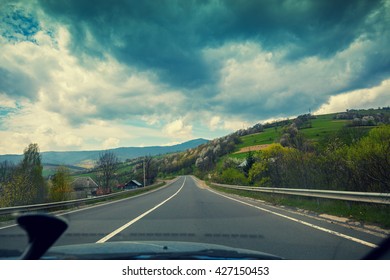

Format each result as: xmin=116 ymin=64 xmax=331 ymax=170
xmin=191 ymin=175 xmax=209 ymax=189
xmin=319 ymin=213 xmax=349 ymax=223
xmin=234 ymin=144 xmax=271 ymax=154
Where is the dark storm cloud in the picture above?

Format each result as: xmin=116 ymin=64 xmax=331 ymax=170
xmin=38 ymin=0 xmax=222 ymax=88
xmin=37 ymin=0 xmax=386 ymax=90
xmin=221 ymin=0 xmax=379 ymax=54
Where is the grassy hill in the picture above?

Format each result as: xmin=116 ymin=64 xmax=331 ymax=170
xmin=230 ymin=111 xmax=382 ymax=159
xmin=42 ymin=164 xmax=87 ymax=177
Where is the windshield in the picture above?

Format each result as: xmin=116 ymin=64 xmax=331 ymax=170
xmin=0 ymin=0 xmax=389 ymax=267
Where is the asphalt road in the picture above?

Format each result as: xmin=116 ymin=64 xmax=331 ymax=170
xmin=0 ymin=176 xmax=387 ymax=259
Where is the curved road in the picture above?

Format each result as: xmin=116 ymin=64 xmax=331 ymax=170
xmin=0 ymin=176 xmax=386 ymax=259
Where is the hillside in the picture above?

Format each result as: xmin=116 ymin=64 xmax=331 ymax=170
xmin=232 ymin=115 xmax=342 ymax=158
xmin=155 ymin=108 xmax=390 ymax=185
xmin=0 ymin=138 xmax=208 ymax=167
xmin=229 ymin=111 xmax=387 ymax=159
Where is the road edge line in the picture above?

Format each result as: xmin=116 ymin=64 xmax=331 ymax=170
xmin=206 ymin=187 xmax=378 ymax=248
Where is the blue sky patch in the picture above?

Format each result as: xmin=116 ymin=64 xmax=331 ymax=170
xmin=0 ymin=7 xmax=40 ymax=43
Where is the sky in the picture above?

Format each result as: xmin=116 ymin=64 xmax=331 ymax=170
xmin=0 ymin=0 xmax=390 ymax=154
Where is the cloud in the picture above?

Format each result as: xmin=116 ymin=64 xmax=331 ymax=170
xmin=0 ymin=101 xmax=167 ymax=154
xmin=208 ymin=116 xmax=222 ymax=131
xmin=103 ymin=137 xmax=120 ymax=150
xmin=0 ymin=23 xmax=188 ymax=126
xmin=32 ymin=0 xmax=390 ymax=122
xmin=0 ymin=0 xmax=389 ymax=154
xmin=315 ymin=79 xmax=390 ymax=114
xmin=206 ymin=35 xmax=390 ymax=119
xmin=0 ymin=67 xmax=38 ymax=99
xmin=0 ymin=93 xmax=17 ymax=108
xmin=37 ymin=0 xmax=219 ymax=88
xmin=36 ymin=0 xmax=386 ymax=89
xmin=163 ymin=119 xmax=193 ymax=139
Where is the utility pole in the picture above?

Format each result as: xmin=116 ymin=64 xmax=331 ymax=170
xmin=143 ymin=157 xmax=146 ymax=187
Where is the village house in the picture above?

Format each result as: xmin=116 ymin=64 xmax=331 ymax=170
xmin=71 ymin=177 xmax=99 ymax=198
xmin=117 ymin=179 xmax=143 ymax=190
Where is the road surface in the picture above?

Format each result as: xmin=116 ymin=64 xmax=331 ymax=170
xmin=0 ymin=176 xmax=386 ymax=259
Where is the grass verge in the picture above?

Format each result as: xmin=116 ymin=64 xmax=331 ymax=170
xmin=208 ymin=183 xmax=390 ymax=229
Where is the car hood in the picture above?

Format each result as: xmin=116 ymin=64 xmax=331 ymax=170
xmin=45 ymin=241 xmax=283 ymax=260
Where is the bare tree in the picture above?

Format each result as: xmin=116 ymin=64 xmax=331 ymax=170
xmin=96 ymin=151 xmax=119 ymax=192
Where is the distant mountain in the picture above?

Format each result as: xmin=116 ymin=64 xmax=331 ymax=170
xmin=0 ymin=138 xmax=208 ymax=166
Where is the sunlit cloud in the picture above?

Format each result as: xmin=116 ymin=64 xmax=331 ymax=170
xmin=163 ymin=118 xmax=193 ymax=140
xmin=315 ymin=79 xmax=390 ymax=114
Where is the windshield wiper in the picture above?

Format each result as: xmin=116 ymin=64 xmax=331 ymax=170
xmin=17 ymin=214 xmax=68 ymax=260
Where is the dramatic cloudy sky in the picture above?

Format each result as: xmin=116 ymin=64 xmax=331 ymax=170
xmin=1 ymin=0 xmax=390 ymax=154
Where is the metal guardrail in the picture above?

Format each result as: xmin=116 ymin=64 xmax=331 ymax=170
xmin=0 ymin=181 xmax=167 ymax=216
xmin=210 ymin=183 xmax=390 ymax=204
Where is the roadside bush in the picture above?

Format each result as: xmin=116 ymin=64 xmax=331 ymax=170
xmin=218 ymin=168 xmax=248 ymax=186
xmin=347 ymin=125 xmax=390 ymax=192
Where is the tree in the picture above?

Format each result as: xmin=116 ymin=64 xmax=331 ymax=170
xmin=248 ymin=144 xmax=290 ymax=187
xmin=348 ymin=125 xmax=390 ymax=192
xmin=0 ymin=143 xmax=46 ymax=206
xmin=279 ymin=123 xmax=313 ymax=152
xmin=49 ymin=166 xmax=73 ymax=202
xmin=20 ymin=143 xmax=46 ymax=203
xmin=243 ymin=151 xmax=255 ymax=176
xmin=0 ymin=161 xmax=15 ymax=184
xmin=96 ymin=151 xmax=119 ymax=191
xmin=144 ymin=156 xmax=158 ymax=186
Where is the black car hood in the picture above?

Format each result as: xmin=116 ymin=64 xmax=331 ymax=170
xmin=45 ymin=241 xmax=282 ymax=260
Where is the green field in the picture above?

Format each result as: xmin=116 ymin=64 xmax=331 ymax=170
xmin=43 ymin=164 xmax=88 ymax=178
xmin=233 ymin=113 xmax=353 ymax=155
xmin=237 ymin=128 xmax=279 ymax=149
xmin=229 ymin=152 xmax=250 ymax=160
xmin=68 ymin=161 xmax=137 ymax=183
xmin=70 ymin=172 xmax=97 ymax=180
xmin=299 ymin=114 xmax=348 ymax=140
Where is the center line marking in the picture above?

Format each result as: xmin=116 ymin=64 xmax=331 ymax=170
xmin=96 ymin=177 xmax=186 ymax=243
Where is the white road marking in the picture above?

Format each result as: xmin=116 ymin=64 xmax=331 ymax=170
xmin=96 ymin=177 xmax=186 ymax=243
xmin=0 ymin=223 xmax=19 ymax=230
xmin=0 ymin=179 xmax=178 ymax=231
xmin=206 ymin=187 xmax=378 ymax=248
xmin=58 ymin=178 xmax=178 ymax=216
